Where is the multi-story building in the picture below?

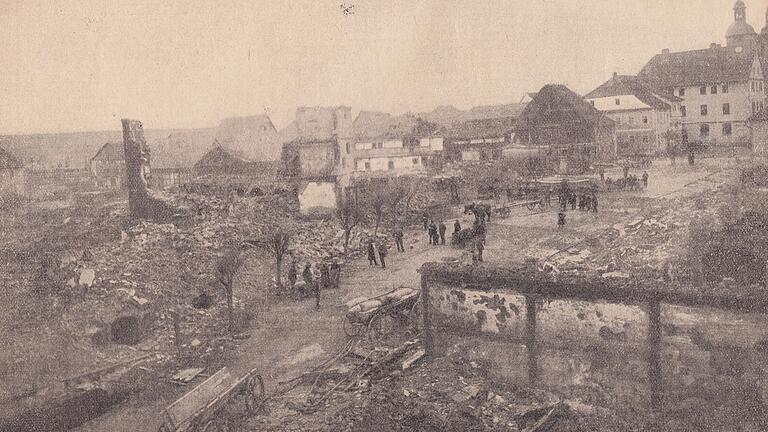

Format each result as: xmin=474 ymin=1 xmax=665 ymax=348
xmin=345 ymin=111 xmax=443 ymax=178
xmin=585 ymin=74 xmax=681 ymax=155
xmin=637 ymin=1 xmax=767 ymax=147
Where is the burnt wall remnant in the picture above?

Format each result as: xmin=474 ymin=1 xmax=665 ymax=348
xmin=121 ymin=118 xmax=180 ymax=222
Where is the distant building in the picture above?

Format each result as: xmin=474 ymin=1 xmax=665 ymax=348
xmin=279 ymin=106 xmax=353 ymax=143
xmin=0 ymin=146 xmax=25 ymax=195
xmin=214 ymin=115 xmax=280 ymax=161
xmin=346 ymin=111 xmax=444 ymax=177
xmin=443 ymin=104 xmax=526 ymax=162
xmin=516 ymin=84 xmax=616 ymax=173
xmin=193 ymin=144 xmax=278 ymax=177
xmin=89 ymin=142 xmax=126 ymax=189
xmin=638 ymin=1 xmax=767 ymax=147
xmin=585 ymin=73 xmax=681 ymax=155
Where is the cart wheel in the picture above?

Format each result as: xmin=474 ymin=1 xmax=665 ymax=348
xmin=245 ymin=375 xmax=265 ymax=414
xmin=526 ymin=202 xmax=536 ymax=211
xmin=537 ymin=201 xmax=545 ymax=210
xmin=367 ymin=311 xmax=395 ymax=342
xmin=343 ymin=316 xmax=365 ymax=338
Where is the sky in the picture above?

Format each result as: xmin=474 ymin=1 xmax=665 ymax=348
xmin=0 ymin=0 xmax=766 ymax=135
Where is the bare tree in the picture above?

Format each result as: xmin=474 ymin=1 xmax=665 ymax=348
xmin=370 ymin=186 xmax=389 ymax=236
xmin=336 ymin=198 xmax=363 ymax=250
xmin=243 ymin=228 xmax=292 ymax=291
xmin=216 ymin=249 xmax=243 ymax=333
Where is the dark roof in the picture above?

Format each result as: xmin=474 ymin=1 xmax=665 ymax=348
xmin=90 ymin=142 xmax=124 ymax=162
xmin=517 ymin=84 xmax=615 ymax=129
xmin=446 ymin=117 xmax=517 ymax=140
xmin=585 ymin=75 xmax=679 ymax=109
xmin=638 ymin=45 xmax=757 ymax=88
xmin=194 ymin=144 xmax=279 ymax=175
xmin=0 ymin=146 xmax=22 ymax=169
xmin=352 ymin=112 xmax=443 ymax=140
xmin=420 ymin=103 xmax=528 ymax=126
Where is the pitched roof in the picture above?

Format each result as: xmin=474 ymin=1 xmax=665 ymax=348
xmin=352 ymin=112 xmax=442 ymax=140
xmin=0 ymin=146 xmax=22 ymax=169
xmin=517 ymin=84 xmax=615 ymax=129
xmin=90 ymin=142 xmax=124 ymax=162
xmin=638 ymin=45 xmax=757 ymax=88
xmin=420 ymin=103 xmax=527 ymax=127
xmin=214 ymin=115 xmax=280 ymax=161
xmin=585 ymin=75 xmax=679 ymax=110
xmin=446 ymin=117 xmax=517 ymax=140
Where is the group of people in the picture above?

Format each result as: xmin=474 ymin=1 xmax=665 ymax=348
xmin=559 ymin=190 xmax=599 ymax=214
xmin=426 ymin=219 xmax=447 ymax=246
xmin=367 ymin=239 xmax=389 ymax=268
xmin=286 ymin=257 xmax=342 ymax=309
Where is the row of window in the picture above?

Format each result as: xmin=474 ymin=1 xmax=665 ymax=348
xmin=356 ymin=158 xmax=421 ymax=171
xmin=698 ymin=123 xmax=732 ymax=137
xmin=752 ymin=81 xmax=764 ymax=92
xmin=679 ymin=103 xmax=730 ymax=117
xmin=752 ymin=101 xmax=765 ymax=114
xmin=676 ymin=84 xmax=729 ymax=97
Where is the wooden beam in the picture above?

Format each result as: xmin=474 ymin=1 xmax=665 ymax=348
xmin=525 ymin=295 xmax=539 ymax=384
xmin=421 ymin=273 xmax=434 ymax=357
xmin=648 ymin=299 xmax=663 ymax=411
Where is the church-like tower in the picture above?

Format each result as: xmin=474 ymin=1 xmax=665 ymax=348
xmin=726 ymin=0 xmax=757 ymax=47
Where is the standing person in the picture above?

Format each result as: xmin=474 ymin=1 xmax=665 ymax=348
xmin=642 ymin=171 xmax=649 ymax=188
xmin=570 ymin=192 xmax=577 ymax=210
xmin=623 ymin=165 xmax=630 ymax=179
xmin=394 ymin=227 xmax=404 ymax=252
xmin=454 ymin=220 xmax=462 ymax=234
xmin=378 ymin=241 xmax=388 ymax=269
xmin=330 ymin=259 xmax=341 ymax=289
xmin=545 ymin=188 xmax=552 ymax=207
xmin=428 ymin=221 xmax=438 ymax=246
xmin=438 ymin=221 xmax=447 ymax=245
xmin=422 ymin=212 xmax=429 ymax=230
xmin=592 ymin=193 xmax=599 ymax=214
xmin=287 ymin=256 xmax=298 ymax=292
xmin=367 ymin=240 xmax=378 ymax=266
xmin=302 ymin=263 xmax=313 ymax=297
xmin=313 ymin=263 xmax=322 ymax=310
xmin=320 ymin=261 xmax=331 ymax=290
xmin=599 ymin=166 xmax=605 ymax=181
xmin=475 ymin=220 xmax=487 ymax=245
xmin=558 ymin=211 xmax=566 ymax=229
xmin=476 ymin=239 xmax=484 ymax=262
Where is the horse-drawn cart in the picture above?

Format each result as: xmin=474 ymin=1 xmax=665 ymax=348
xmin=158 ymin=367 xmax=264 ymax=432
xmin=343 ymin=288 xmax=420 ymax=340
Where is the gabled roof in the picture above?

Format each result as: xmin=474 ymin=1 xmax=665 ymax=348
xmin=0 ymin=146 xmax=22 ymax=169
xmin=638 ymin=45 xmax=757 ymax=88
xmin=90 ymin=142 xmax=124 ymax=162
xmin=214 ymin=115 xmax=280 ymax=161
xmin=517 ymin=84 xmax=615 ymax=129
xmin=585 ymin=75 xmax=680 ymax=110
xmin=420 ymin=103 xmax=528 ymax=127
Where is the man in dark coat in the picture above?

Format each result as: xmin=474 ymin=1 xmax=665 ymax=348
xmin=422 ymin=212 xmax=429 ymax=230
xmin=475 ymin=239 xmax=484 ymax=262
xmin=454 ymin=220 xmax=461 ymax=234
xmin=320 ymin=261 xmax=331 ymax=290
xmin=592 ymin=193 xmax=598 ymax=213
xmin=428 ymin=222 xmax=438 ymax=246
xmin=378 ymin=242 xmax=388 ymax=269
xmin=642 ymin=171 xmax=649 ymax=188
xmin=367 ymin=240 xmax=378 ymax=266
xmin=394 ymin=228 xmax=404 ymax=252
xmin=302 ymin=263 xmax=313 ymax=297
xmin=438 ymin=221 xmax=447 ymax=245
xmin=330 ymin=259 xmax=341 ymax=289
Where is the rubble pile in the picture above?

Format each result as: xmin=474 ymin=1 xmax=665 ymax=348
xmin=242 ymin=341 xmax=635 ymax=432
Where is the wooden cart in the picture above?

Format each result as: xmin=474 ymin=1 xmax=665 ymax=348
xmin=158 ymin=367 xmax=264 ymax=432
xmin=343 ymin=288 xmax=421 ymax=340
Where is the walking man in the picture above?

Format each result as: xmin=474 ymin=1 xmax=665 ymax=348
xmin=642 ymin=171 xmax=649 ymax=188
xmin=394 ymin=228 xmax=404 ymax=252
xmin=438 ymin=221 xmax=447 ymax=245
xmin=367 ymin=240 xmax=378 ymax=266
xmin=428 ymin=221 xmax=438 ymax=246
xmin=379 ymin=241 xmax=388 ymax=269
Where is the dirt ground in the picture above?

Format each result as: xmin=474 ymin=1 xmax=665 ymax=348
xmin=1 ymin=155 xmax=764 ymax=431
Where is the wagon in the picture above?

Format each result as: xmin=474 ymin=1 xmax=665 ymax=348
xmin=343 ymin=288 xmax=421 ymax=340
xmin=158 ymin=367 xmax=264 ymax=432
